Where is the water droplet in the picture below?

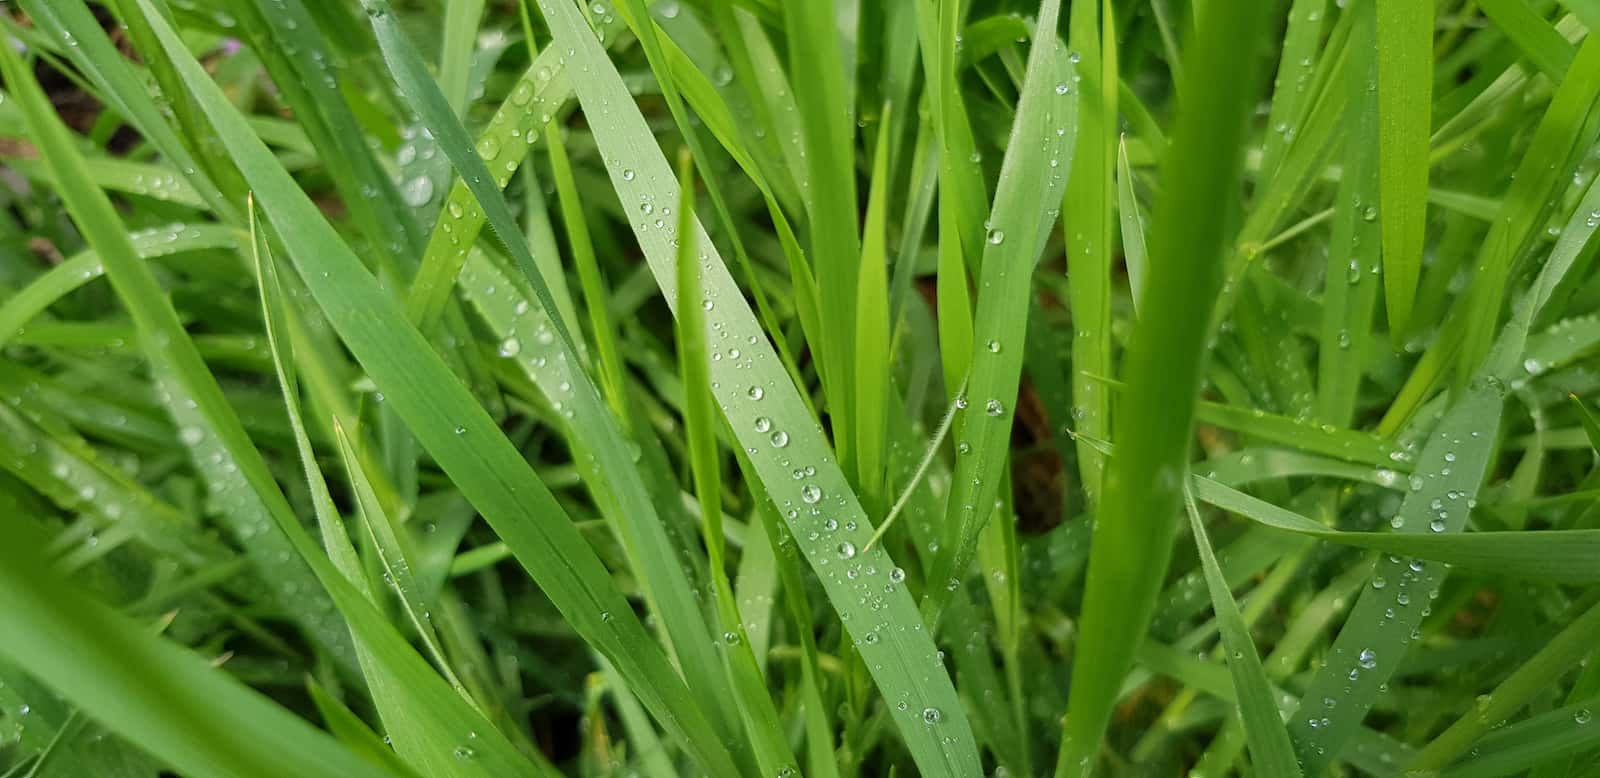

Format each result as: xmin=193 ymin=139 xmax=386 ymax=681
xmin=754 ymin=417 xmax=772 ymax=433
xmin=987 ymin=229 xmax=1005 ymax=245
xmin=985 ymin=399 xmax=1004 ymax=416
xmin=401 ymin=175 xmax=434 ymax=207
xmin=836 ymin=541 xmax=856 ymax=559
xmin=889 ymin=567 xmax=905 ymax=583
xmin=747 ymin=386 xmax=764 ymax=400
xmin=922 ymin=707 xmax=942 ymax=724
xmin=770 ymin=431 xmax=789 ymax=447
xmin=1358 ymin=648 xmax=1378 ymax=669
xmin=622 ymin=168 xmax=636 ymax=181
xmin=800 ymin=484 xmax=822 ymax=504
xmin=986 ymin=339 xmax=1001 ymax=353
xmin=498 ymin=337 xmax=521 ymax=357
xmin=1577 ymin=708 xmax=1593 ymax=725
xmin=178 ymin=426 xmax=204 ymax=445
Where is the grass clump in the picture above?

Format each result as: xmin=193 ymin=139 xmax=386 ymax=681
xmin=3 ymin=1 xmax=1600 ymax=776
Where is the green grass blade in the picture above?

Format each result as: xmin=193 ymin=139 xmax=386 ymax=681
xmin=130 ymin=6 xmax=740 ymax=772
xmin=1287 ymin=375 xmax=1506 ymax=771
xmin=1375 ymin=0 xmax=1432 ymax=343
xmin=1317 ymin=0 xmax=1381 ymax=425
xmin=1055 ymin=0 xmax=1277 ymax=769
xmin=926 ymin=0 xmax=1075 ymax=612
xmin=854 ymin=106 xmax=895 ymax=512
xmin=1408 ymin=594 xmax=1600 ymax=771
xmin=1063 ymin=0 xmax=1116 ymax=507
xmin=0 ymin=526 xmax=390 ymax=778
xmin=0 ymin=32 xmax=356 ymax=672
xmin=1181 ymin=484 xmax=1302 ymax=776
xmin=525 ymin=0 xmax=982 ymax=771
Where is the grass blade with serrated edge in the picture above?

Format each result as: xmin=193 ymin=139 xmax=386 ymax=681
xmin=1056 ymin=0 xmax=1276 ymax=770
xmin=1181 ymin=484 xmax=1301 ymax=776
xmin=526 ymin=0 xmax=981 ymax=771
xmin=925 ymin=0 xmax=1075 ymax=615
xmin=130 ymin=5 xmax=740 ymax=773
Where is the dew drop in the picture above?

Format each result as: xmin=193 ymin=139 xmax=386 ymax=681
xmin=1358 ymin=648 xmax=1378 ymax=669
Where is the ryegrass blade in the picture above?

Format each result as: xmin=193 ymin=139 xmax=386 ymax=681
xmin=1055 ymin=0 xmax=1276 ymax=769
xmin=1406 ymin=595 xmax=1600 ymax=771
xmin=673 ymin=151 xmax=798 ymax=777
xmin=1192 ymin=476 xmax=1600 ymax=582
xmin=1115 ymin=137 xmax=1148 ymax=315
xmin=0 ymin=526 xmax=390 ymax=778
xmin=526 ymin=0 xmax=981 ymax=771
xmin=546 ymin=120 xmax=629 ymax=422
xmin=1287 ymin=375 xmax=1506 ymax=772
xmin=1476 ymin=0 xmax=1575 ymax=79
xmin=0 ymin=33 xmax=356 ymax=671
xmin=1574 ymin=395 xmax=1600 ymax=452
xmin=132 ymin=5 xmax=740 ymax=772
xmin=254 ymin=214 xmax=556 ymax=777
xmin=1317 ymin=0 xmax=1381 ymax=426
xmin=362 ymin=0 xmax=574 ymax=352
xmin=782 ymin=0 xmax=861 ymax=449
xmin=0 ymin=225 xmax=239 ymax=350
xmin=19 ymin=0 xmax=238 ymax=219
xmin=1063 ymin=0 xmax=1116 ymax=506
xmin=854 ymin=106 xmax=895 ymax=512
xmin=1181 ymin=484 xmax=1301 ymax=775
xmin=1375 ymin=0 xmax=1432 ymax=343
xmin=1452 ymin=34 xmax=1600 ymax=378
xmin=1257 ymin=0 xmax=1327 ymax=184
xmin=925 ymin=0 xmax=1076 ymax=615
xmin=404 ymin=28 xmax=612 ymax=332
xmin=1450 ymin=697 xmax=1600 ymax=777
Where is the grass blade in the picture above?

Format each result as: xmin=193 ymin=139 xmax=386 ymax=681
xmin=1056 ymin=0 xmax=1277 ymax=769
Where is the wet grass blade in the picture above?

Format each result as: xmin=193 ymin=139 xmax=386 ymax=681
xmin=525 ymin=0 xmax=981 ymax=771
xmin=1182 ymin=485 xmax=1301 ymax=776
xmin=926 ymin=0 xmax=1075 ymax=613
xmin=0 ymin=526 xmax=390 ymax=778
xmin=1056 ymin=0 xmax=1276 ymax=769
xmin=131 ymin=5 xmax=740 ymax=772
xmin=1375 ymin=0 xmax=1433 ymax=342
